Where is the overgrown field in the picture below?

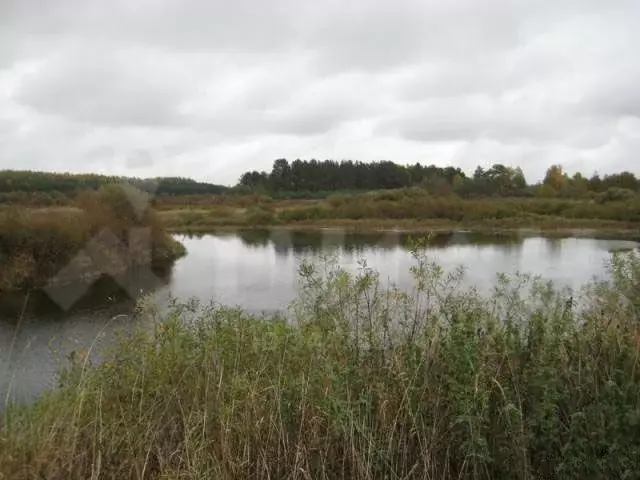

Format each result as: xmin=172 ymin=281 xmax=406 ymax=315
xmin=155 ymin=189 xmax=640 ymax=235
xmin=0 ymin=185 xmax=185 ymax=292
xmin=1 ymin=244 xmax=639 ymax=479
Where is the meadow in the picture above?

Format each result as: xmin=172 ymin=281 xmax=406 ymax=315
xmin=1 ymin=169 xmax=640 ymax=478
xmin=154 ymin=189 xmax=640 ymax=239
xmin=0 ymin=185 xmax=185 ymax=293
xmin=0 ymin=241 xmax=639 ymax=479
xmin=3 ymin=168 xmax=640 ymax=239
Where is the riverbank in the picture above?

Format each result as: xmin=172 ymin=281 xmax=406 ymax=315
xmin=7 ymin=192 xmax=640 ymax=241
xmin=163 ymin=215 xmax=640 ymax=241
xmin=1 ymin=248 xmax=639 ymax=479
xmin=0 ymin=187 xmax=185 ymax=294
xmin=156 ymin=192 xmax=640 ymax=240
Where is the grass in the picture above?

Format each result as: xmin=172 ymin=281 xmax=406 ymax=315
xmin=1 ymin=241 xmax=639 ymax=479
xmin=156 ymin=191 xmax=640 ymax=238
xmin=0 ymin=186 xmax=185 ymax=293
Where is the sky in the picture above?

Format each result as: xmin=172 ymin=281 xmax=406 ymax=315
xmin=1 ymin=0 xmax=639 ymax=186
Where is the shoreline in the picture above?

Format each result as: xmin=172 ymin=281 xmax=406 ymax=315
xmin=165 ymin=219 xmax=640 ymax=241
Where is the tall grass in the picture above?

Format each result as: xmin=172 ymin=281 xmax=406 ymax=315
xmin=281 ymin=192 xmax=640 ymax=223
xmin=0 ymin=185 xmax=185 ymax=292
xmin=1 ymin=244 xmax=639 ymax=478
xmin=158 ymin=190 xmax=640 ymax=232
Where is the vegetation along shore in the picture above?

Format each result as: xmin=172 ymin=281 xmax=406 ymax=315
xmin=0 ymin=243 xmax=639 ymax=478
xmin=1 ymin=162 xmax=640 ymax=477
xmin=2 ymin=161 xmax=640 ymax=238
xmin=0 ymin=185 xmax=185 ymax=294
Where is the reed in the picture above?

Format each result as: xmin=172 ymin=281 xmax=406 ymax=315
xmin=0 ymin=243 xmax=639 ymax=479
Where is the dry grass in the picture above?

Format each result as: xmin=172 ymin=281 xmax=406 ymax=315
xmin=156 ymin=192 xmax=640 ymax=239
xmin=0 ymin=187 xmax=184 ymax=292
xmin=1 ymin=245 xmax=639 ymax=479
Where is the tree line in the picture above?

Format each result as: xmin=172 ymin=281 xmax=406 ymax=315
xmin=239 ymin=159 xmax=640 ymax=199
xmin=0 ymin=170 xmax=229 ymax=204
xmin=2 ymin=160 xmax=639 ymax=204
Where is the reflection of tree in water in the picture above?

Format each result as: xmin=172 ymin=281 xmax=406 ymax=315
xmin=236 ymin=229 xmax=271 ymax=248
xmin=0 ymin=269 xmax=173 ymax=321
xmin=181 ymin=232 xmax=207 ymax=240
xmin=389 ymin=231 xmax=527 ymax=252
xmin=272 ymin=231 xmax=408 ymax=256
xmin=544 ymin=237 xmax=564 ymax=261
xmin=237 ymin=229 xmax=528 ymax=258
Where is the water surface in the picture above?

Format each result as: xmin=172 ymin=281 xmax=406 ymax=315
xmin=1 ymin=229 xmax=637 ymax=406
xmin=155 ymin=230 xmax=636 ymax=311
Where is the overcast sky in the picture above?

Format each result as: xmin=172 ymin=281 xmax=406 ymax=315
xmin=1 ymin=0 xmax=639 ymax=185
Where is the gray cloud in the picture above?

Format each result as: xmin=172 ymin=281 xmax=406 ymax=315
xmin=578 ymin=65 xmax=640 ymax=119
xmin=16 ymin=44 xmax=192 ymax=127
xmin=1 ymin=0 xmax=639 ymax=184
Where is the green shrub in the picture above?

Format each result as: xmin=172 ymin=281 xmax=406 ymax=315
xmin=277 ymin=205 xmax=332 ymax=222
xmin=0 ymin=186 xmax=184 ymax=292
xmin=1 ymin=248 xmax=640 ymax=478
xmin=246 ymin=207 xmax=276 ymax=225
xmin=326 ymin=193 xmax=353 ymax=208
xmin=596 ymin=187 xmax=637 ymax=204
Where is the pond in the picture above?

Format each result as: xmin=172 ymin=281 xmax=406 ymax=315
xmin=1 ymin=229 xmax=637 ymax=406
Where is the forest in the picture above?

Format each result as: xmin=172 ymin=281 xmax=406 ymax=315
xmin=239 ymin=159 xmax=640 ymax=200
xmin=0 ymin=170 xmax=228 ymax=205
xmin=1 ymin=160 xmax=639 ymax=206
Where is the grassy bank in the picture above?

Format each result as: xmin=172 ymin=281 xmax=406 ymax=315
xmin=164 ymin=217 xmax=640 ymax=241
xmin=156 ymin=190 xmax=640 ymax=238
xmin=1 ymin=245 xmax=639 ymax=479
xmin=0 ymin=186 xmax=185 ymax=292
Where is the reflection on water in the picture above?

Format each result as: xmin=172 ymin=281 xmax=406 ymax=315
xmin=1 ymin=229 xmax=637 ymax=407
xmin=157 ymin=230 xmax=636 ymax=314
xmin=215 ymin=229 xmax=531 ymax=254
xmin=0 ymin=271 xmax=172 ymax=320
xmin=0 ymin=272 xmax=172 ymax=408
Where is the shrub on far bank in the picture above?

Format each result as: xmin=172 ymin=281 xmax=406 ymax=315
xmin=268 ymin=193 xmax=640 ymax=225
xmin=246 ymin=206 xmax=277 ymax=225
xmin=595 ymin=187 xmax=638 ymax=204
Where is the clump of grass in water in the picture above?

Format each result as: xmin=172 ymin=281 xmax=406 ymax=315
xmin=1 ymin=242 xmax=640 ymax=479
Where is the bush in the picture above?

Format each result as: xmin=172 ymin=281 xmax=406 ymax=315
xmin=326 ymin=193 xmax=353 ymax=208
xmin=277 ymin=204 xmax=332 ymax=222
xmin=0 ymin=185 xmax=184 ymax=292
xmin=1 ymin=248 xmax=640 ymax=478
xmin=596 ymin=187 xmax=637 ymax=204
xmin=246 ymin=207 xmax=276 ymax=225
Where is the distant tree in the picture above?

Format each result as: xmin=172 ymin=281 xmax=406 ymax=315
xmin=602 ymin=171 xmax=638 ymax=191
xmin=452 ymin=173 xmax=465 ymax=192
xmin=588 ymin=173 xmax=604 ymax=193
xmin=239 ymin=171 xmax=269 ymax=190
xmin=269 ymin=159 xmax=292 ymax=191
xmin=596 ymin=187 xmax=637 ymax=203
xmin=565 ymin=172 xmax=589 ymax=198
xmin=232 ymin=159 xmax=634 ymax=199
xmin=539 ymin=184 xmax=557 ymax=198
xmin=0 ymin=170 xmax=228 ymax=197
xmin=543 ymin=165 xmax=566 ymax=191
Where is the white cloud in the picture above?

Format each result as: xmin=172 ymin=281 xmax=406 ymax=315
xmin=1 ymin=0 xmax=639 ymax=185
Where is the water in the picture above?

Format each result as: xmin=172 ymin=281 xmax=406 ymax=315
xmin=1 ymin=229 xmax=637 ymax=406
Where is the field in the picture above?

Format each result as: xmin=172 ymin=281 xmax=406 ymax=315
xmin=0 ymin=187 xmax=185 ymax=293
xmin=152 ymin=190 xmax=640 ymax=240
xmin=1 ymin=244 xmax=639 ymax=479
xmin=2 ymin=178 xmax=640 ymax=478
xmin=2 ymin=188 xmax=638 ymax=297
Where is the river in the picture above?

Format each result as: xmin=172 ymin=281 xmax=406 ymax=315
xmin=1 ymin=229 xmax=637 ymax=406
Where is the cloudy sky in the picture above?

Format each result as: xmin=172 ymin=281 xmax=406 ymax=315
xmin=1 ymin=0 xmax=639 ymax=185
